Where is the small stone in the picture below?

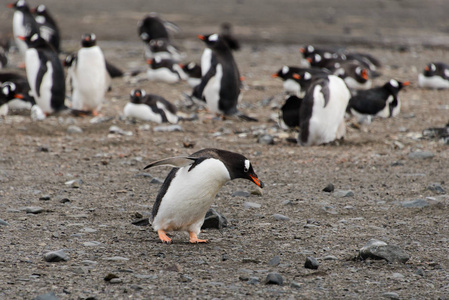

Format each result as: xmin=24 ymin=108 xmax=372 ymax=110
xmin=0 ymin=219 xmax=9 ymax=226
xmin=232 ymin=190 xmax=250 ymax=197
xmin=322 ymin=205 xmax=338 ymax=214
xmin=150 ymin=178 xmax=163 ymax=184
xmin=166 ymin=263 xmax=183 ymax=272
xmin=272 ymin=214 xmax=290 ymax=221
xmin=103 ymin=256 xmax=129 ymax=261
xmin=304 ymin=257 xmax=319 ymax=270
xmin=109 ymin=278 xmax=122 ymax=284
xmin=243 ymin=202 xmax=261 ymax=209
xmin=43 ymin=249 xmax=69 ymax=262
xmin=322 ymin=183 xmax=335 ymax=193
xmin=179 ymin=274 xmax=192 ymax=282
xmin=32 ymin=292 xmax=59 ymax=300
xmin=291 ymin=281 xmax=302 ymax=289
xmin=248 ymin=277 xmax=259 ymax=285
xmin=67 ymin=125 xmax=83 ymax=134
xmin=39 ymin=195 xmax=51 ymax=201
xmin=268 ymin=255 xmax=281 ymax=266
xmin=81 ymin=260 xmax=98 ymax=266
xmin=401 ymin=199 xmax=429 ymax=208
xmin=37 ymin=146 xmax=49 ymax=152
xmin=59 ymin=198 xmax=70 ymax=203
xmin=153 ymin=124 xmax=183 ymax=132
xmin=22 ymin=206 xmax=44 ymax=214
xmin=83 ymin=241 xmax=101 ymax=247
xmin=323 ymin=255 xmax=338 ymax=261
xmin=134 ymin=274 xmax=158 ymax=280
xmin=427 ymin=183 xmax=446 ymax=194
xmin=408 ymin=151 xmax=435 ymax=159
xmin=65 ymin=179 xmax=83 ymax=188
xmin=334 ymin=190 xmax=354 ymax=198
xmin=202 ymin=208 xmax=228 ymax=229
xmin=359 ymin=239 xmax=410 ymax=263
xmin=392 ymin=272 xmax=404 ymax=279
xmin=90 ymin=116 xmax=114 ymax=124
xmin=257 ymin=134 xmax=274 ymax=145
xmin=382 ymin=292 xmax=400 ymax=299
xmin=132 ymin=218 xmax=150 ymax=226
xmin=415 ymin=268 xmax=424 ymax=277
xmin=104 ymin=273 xmax=119 ymax=281
xmin=264 ymin=273 xmax=283 ymax=285
xmin=109 ymin=125 xmax=133 ymax=136
xmin=250 ymin=188 xmax=263 ymax=196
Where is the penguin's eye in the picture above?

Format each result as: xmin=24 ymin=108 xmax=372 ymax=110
xmin=244 ymin=160 xmax=250 ymax=172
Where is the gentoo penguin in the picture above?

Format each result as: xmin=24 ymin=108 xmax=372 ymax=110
xmin=68 ymin=33 xmax=108 ymax=114
xmin=198 ymin=33 xmax=255 ymax=120
xmin=330 ymin=61 xmax=372 ymax=90
xmin=8 ymin=0 xmax=40 ymax=58
xmin=181 ymin=62 xmax=202 ymax=88
xmin=32 ymin=4 xmax=60 ymax=53
xmin=146 ymin=56 xmax=185 ymax=83
xmin=346 ymin=79 xmax=410 ymax=124
xmin=19 ymin=32 xmax=65 ymax=115
xmin=279 ymin=95 xmax=302 ymax=130
xmin=272 ymin=66 xmax=329 ymax=97
xmin=0 ymin=38 xmax=10 ymax=68
xmin=418 ymin=62 xmax=449 ymax=89
xmin=147 ymin=38 xmax=183 ymax=62
xmin=0 ymin=81 xmax=35 ymax=115
xmin=144 ymin=148 xmax=264 ymax=244
xmin=123 ymin=89 xmax=178 ymax=124
xmin=299 ymin=75 xmax=351 ymax=146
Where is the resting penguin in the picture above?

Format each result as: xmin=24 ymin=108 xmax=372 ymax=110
xmin=19 ymin=32 xmax=65 ymax=116
xmin=146 ymin=56 xmax=185 ymax=83
xmin=197 ymin=33 xmax=256 ymax=121
xmin=299 ymin=75 xmax=351 ymax=146
xmin=272 ymin=66 xmax=329 ymax=97
xmin=144 ymin=148 xmax=264 ymax=244
xmin=418 ymin=62 xmax=449 ymax=89
xmin=123 ymin=89 xmax=178 ymax=124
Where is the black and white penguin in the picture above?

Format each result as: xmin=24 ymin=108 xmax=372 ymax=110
xmin=143 ymin=148 xmax=264 ymax=244
xmin=299 ymin=75 xmax=351 ymax=146
xmin=279 ymin=95 xmax=302 ymax=130
xmin=197 ymin=33 xmax=255 ymax=120
xmin=146 ymin=56 xmax=185 ymax=83
xmin=346 ymin=79 xmax=410 ymax=124
xmin=220 ymin=22 xmax=240 ymax=51
xmin=0 ymin=81 xmax=35 ymax=115
xmin=330 ymin=61 xmax=372 ymax=90
xmin=0 ymin=38 xmax=10 ymax=68
xmin=67 ymin=33 xmax=108 ymax=114
xmin=181 ymin=62 xmax=202 ymax=88
xmin=272 ymin=66 xmax=329 ymax=97
xmin=8 ymin=0 xmax=40 ymax=58
xmin=123 ymin=89 xmax=178 ymax=124
xmin=147 ymin=38 xmax=183 ymax=62
xmin=418 ymin=62 xmax=449 ymax=89
xmin=32 ymin=4 xmax=60 ymax=53
xmin=19 ymin=32 xmax=65 ymax=116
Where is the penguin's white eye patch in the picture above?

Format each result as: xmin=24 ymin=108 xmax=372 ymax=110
xmin=17 ymin=0 xmax=25 ymax=7
xmin=431 ymin=64 xmax=436 ymax=72
xmin=31 ymin=34 xmax=39 ymax=42
xmin=307 ymin=45 xmax=314 ymax=53
xmin=91 ymin=33 xmax=96 ymax=41
xmin=141 ymin=90 xmax=146 ymax=97
xmin=315 ymin=54 xmax=321 ymax=62
xmin=282 ymin=66 xmax=289 ymax=74
xmin=390 ymin=79 xmax=399 ymax=87
xmin=188 ymin=62 xmax=195 ymax=69
xmin=445 ymin=69 xmax=449 ymax=78
xmin=140 ymin=32 xmax=149 ymax=40
xmin=208 ymin=34 xmax=219 ymax=42
xmin=244 ymin=160 xmax=250 ymax=172
xmin=304 ymin=72 xmax=312 ymax=80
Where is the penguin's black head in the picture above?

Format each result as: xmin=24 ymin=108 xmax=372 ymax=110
xmin=7 ymin=0 xmax=29 ymax=11
xmin=423 ymin=63 xmax=437 ymax=77
xmin=81 ymin=33 xmax=97 ymax=47
xmin=63 ymin=53 xmax=76 ymax=67
xmin=149 ymin=38 xmax=168 ymax=52
xmin=217 ymin=150 xmax=264 ymax=188
xmin=384 ymin=79 xmax=410 ymax=95
xmin=1 ymin=82 xmax=18 ymax=104
xmin=198 ymin=33 xmax=228 ymax=51
xmin=299 ymin=45 xmax=315 ymax=58
xmin=272 ymin=66 xmax=290 ymax=80
xmin=130 ymin=89 xmax=146 ymax=104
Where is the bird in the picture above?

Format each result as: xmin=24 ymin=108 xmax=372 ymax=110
xmin=220 ymin=22 xmax=240 ymax=51
xmin=123 ymin=89 xmax=178 ymax=123
xmin=31 ymin=4 xmax=60 ymax=52
xmin=298 ymin=75 xmax=351 ymax=146
xmin=346 ymin=79 xmax=410 ymax=124
xmin=418 ymin=62 xmax=449 ymax=89
xmin=272 ymin=66 xmax=329 ymax=97
xmin=8 ymin=0 xmax=40 ymax=59
xmin=181 ymin=62 xmax=202 ymax=88
xmin=67 ymin=33 xmax=108 ymax=115
xmin=330 ymin=61 xmax=372 ymax=90
xmin=143 ymin=148 xmax=264 ymax=244
xmin=18 ymin=32 xmax=65 ymax=116
xmin=279 ymin=95 xmax=302 ymax=130
xmin=0 ymin=72 xmax=34 ymax=113
xmin=0 ymin=38 xmax=10 ymax=68
xmin=197 ymin=33 xmax=256 ymax=121
xmin=146 ymin=56 xmax=185 ymax=83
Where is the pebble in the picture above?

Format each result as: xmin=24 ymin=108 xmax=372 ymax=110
xmin=268 ymin=255 xmax=281 ymax=266
xmin=321 ymin=205 xmax=338 ymax=215
xmin=243 ymin=202 xmax=261 ymax=209
xmin=81 ymin=227 xmax=97 ymax=233
xmin=264 ymin=273 xmax=284 ymax=285
xmin=257 ymin=134 xmax=274 ymax=145
xmin=334 ymin=190 xmax=354 ymax=198
xmin=150 ymin=178 xmax=163 ymax=184
xmin=43 ymin=249 xmax=69 ymax=262
xmin=132 ymin=218 xmax=150 ymax=226
xmin=408 ymin=151 xmax=435 ymax=159
xmin=32 ymin=292 xmax=59 ymax=300
xmin=90 ymin=116 xmax=114 ymax=124
xmin=39 ymin=195 xmax=51 ymax=201
xmin=291 ymin=281 xmax=302 ymax=289
xmin=109 ymin=278 xmax=122 ymax=284
xmin=103 ymin=256 xmax=129 ymax=261
xmin=248 ymin=277 xmax=260 ymax=285
xmin=83 ymin=241 xmax=102 ymax=247
xmin=81 ymin=260 xmax=98 ymax=266
xmin=67 ymin=125 xmax=83 ymax=134
xmin=21 ymin=206 xmax=44 ymax=214
xmin=427 ymin=183 xmax=446 ymax=194
xmin=250 ymin=188 xmax=263 ymax=196
xmin=153 ymin=124 xmax=183 ymax=132
xmin=104 ymin=273 xmax=119 ymax=281
xmin=65 ymin=179 xmax=83 ymax=188
xmin=109 ymin=125 xmax=133 ymax=136
xmin=179 ymin=274 xmax=193 ymax=282
xmin=202 ymin=208 xmax=228 ymax=229
xmin=359 ymin=239 xmax=410 ymax=263
xmin=323 ymin=255 xmax=338 ymax=261
xmin=134 ymin=274 xmax=158 ymax=280
xmin=59 ymin=198 xmax=70 ymax=204
xmin=0 ymin=219 xmax=9 ymax=226
xmin=232 ymin=190 xmax=250 ymax=197
xmin=392 ymin=272 xmax=404 ymax=279
xmin=322 ymin=183 xmax=335 ymax=193
xmin=400 ymin=199 xmax=429 ymax=208
xmin=382 ymin=292 xmax=400 ymax=299
xmin=272 ymin=214 xmax=290 ymax=221
xmin=304 ymin=257 xmax=319 ymax=270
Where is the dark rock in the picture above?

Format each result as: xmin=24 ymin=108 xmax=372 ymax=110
xmin=427 ymin=183 xmax=446 ymax=194
xmin=150 ymin=178 xmax=163 ymax=184
xmin=248 ymin=277 xmax=259 ymax=284
xmin=268 ymin=255 xmax=281 ymax=266
xmin=39 ymin=195 xmax=51 ymax=201
xmin=32 ymin=292 xmax=59 ymax=300
xmin=304 ymin=256 xmax=319 ymax=270
xmin=202 ymin=208 xmax=228 ymax=229
xmin=401 ymin=199 xmax=429 ymax=208
xmin=359 ymin=239 xmax=410 ymax=263
xmin=43 ymin=250 xmax=69 ymax=262
xmin=104 ymin=273 xmax=119 ymax=281
xmin=257 ymin=134 xmax=274 ymax=145
xmin=37 ymin=146 xmax=49 ymax=152
xmin=264 ymin=272 xmax=283 ymax=285
xmin=323 ymin=183 xmax=335 ymax=193
xmin=132 ymin=218 xmax=150 ymax=226
xmin=59 ymin=198 xmax=70 ymax=203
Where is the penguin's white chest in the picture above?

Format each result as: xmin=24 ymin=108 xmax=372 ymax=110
xmin=204 ymin=64 xmax=223 ymax=114
xmin=418 ymin=74 xmax=449 ymax=89
xmin=201 ymin=48 xmax=212 ymax=77
xmin=152 ymin=159 xmax=231 ymax=233
xmin=13 ymin=12 xmax=27 ymax=56
xmin=344 ymin=77 xmax=372 ymax=90
xmin=283 ymin=79 xmax=301 ymax=97
xmin=147 ymin=68 xmax=180 ymax=83
xmin=123 ymin=103 xmax=163 ymax=123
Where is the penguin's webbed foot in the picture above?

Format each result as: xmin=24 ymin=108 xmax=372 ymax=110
xmin=157 ymin=230 xmax=172 ymax=244
xmin=189 ymin=232 xmax=209 ymax=244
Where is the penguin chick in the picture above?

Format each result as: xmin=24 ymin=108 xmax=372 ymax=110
xmin=144 ymin=148 xmax=264 ymax=244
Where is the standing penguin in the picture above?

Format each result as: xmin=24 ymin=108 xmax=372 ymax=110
xmin=299 ymin=75 xmax=351 ymax=146
xmin=8 ymin=0 xmax=40 ymax=59
xmin=123 ymin=89 xmax=178 ymax=124
xmin=68 ymin=33 xmax=107 ymax=115
xmin=418 ymin=62 xmax=449 ymax=89
xmin=144 ymin=148 xmax=264 ymax=244
xmin=198 ymin=33 xmax=255 ymax=120
xmin=346 ymin=79 xmax=410 ymax=124
xmin=19 ymin=32 xmax=65 ymax=116
xmin=31 ymin=4 xmax=60 ymax=53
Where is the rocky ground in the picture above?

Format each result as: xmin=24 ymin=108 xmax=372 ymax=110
xmin=1 ymin=1 xmax=449 ymax=299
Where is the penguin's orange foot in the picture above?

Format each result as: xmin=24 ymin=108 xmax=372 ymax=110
xmin=157 ymin=230 xmax=172 ymax=244
xmin=92 ymin=110 xmax=100 ymax=116
xmin=189 ymin=232 xmax=208 ymax=244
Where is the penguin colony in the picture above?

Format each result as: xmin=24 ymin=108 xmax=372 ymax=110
xmin=1 ymin=1 xmax=446 ymax=243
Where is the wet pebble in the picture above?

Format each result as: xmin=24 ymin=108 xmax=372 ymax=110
xmin=43 ymin=249 xmax=69 ymax=262
xmin=359 ymin=239 xmax=409 ymax=263
xmin=132 ymin=218 xmax=150 ymax=226
xmin=257 ymin=134 xmax=274 ymax=145
xmin=109 ymin=278 xmax=122 ymax=284
xmin=272 ymin=214 xmax=289 ymax=221
xmin=67 ymin=125 xmax=83 ymax=134
xmin=264 ymin=273 xmax=283 ymax=285
xmin=401 ymin=199 xmax=429 ymax=208
xmin=153 ymin=124 xmax=183 ymax=132
xmin=202 ymin=208 xmax=228 ymax=229
xmin=32 ymin=292 xmax=59 ymax=300
xmin=304 ymin=257 xmax=319 ymax=270
xmin=243 ymin=202 xmax=261 ymax=209
xmin=323 ymin=183 xmax=335 ymax=193
xmin=408 ymin=151 xmax=435 ymax=159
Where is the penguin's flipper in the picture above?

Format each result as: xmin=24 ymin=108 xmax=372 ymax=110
xmin=144 ymin=156 xmax=198 ymax=169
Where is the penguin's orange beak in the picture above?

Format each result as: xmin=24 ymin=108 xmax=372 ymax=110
xmin=361 ymin=69 xmax=369 ymax=80
xmin=271 ymin=73 xmax=278 ymax=78
xmin=306 ymin=57 xmax=313 ymax=63
xmin=146 ymin=59 xmax=153 ymax=65
xmin=299 ymin=47 xmax=305 ymax=53
xmin=424 ymin=66 xmax=430 ymax=71
xmin=17 ymin=36 xmax=26 ymax=41
xmin=197 ymin=35 xmax=205 ymax=41
xmin=293 ymin=73 xmax=301 ymax=80
xmin=7 ymin=3 xmax=14 ymax=8
xmin=250 ymin=174 xmax=264 ymax=188
xmin=402 ymin=81 xmax=410 ymax=86
xmin=178 ymin=63 xmax=184 ymax=68
xmin=14 ymin=94 xmax=24 ymax=99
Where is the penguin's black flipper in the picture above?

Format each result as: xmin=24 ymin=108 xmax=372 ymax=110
xmin=105 ymin=60 xmax=124 ymax=78
xmin=144 ymin=156 xmax=198 ymax=169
